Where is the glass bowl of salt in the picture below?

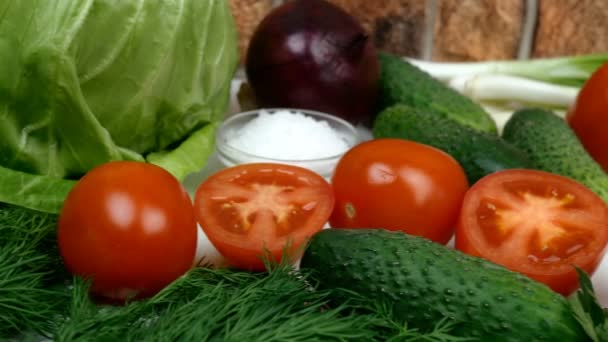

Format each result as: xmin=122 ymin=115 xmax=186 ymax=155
xmin=215 ymin=108 xmax=360 ymax=179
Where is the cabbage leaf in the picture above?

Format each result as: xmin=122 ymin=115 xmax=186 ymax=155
xmin=0 ymin=0 xmax=238 ymax=213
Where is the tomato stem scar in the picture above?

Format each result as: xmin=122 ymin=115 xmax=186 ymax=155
xmin=345 ymin=203 xmax=356 ymax=219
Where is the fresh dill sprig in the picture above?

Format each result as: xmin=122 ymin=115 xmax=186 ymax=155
xmin=0 ymin=205 xmax=70 ymax=339
xmin=53 ymin=264 xmax=468 ymax=341
xmin=54 ymin=265 xmax=380 ymax=342
xmin=0 ymin=204 xmax=466 ymax=341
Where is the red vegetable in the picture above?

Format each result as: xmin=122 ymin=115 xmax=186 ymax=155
xmin=330 ymin=139 xmax=469 ymax=244
xmin=455 ymin=169 xmax=608 ymax=295
xmin=567 ymin=62 xmax=608 ymax=172
xmin=58 ymin=161 xmax=198 ymax=301
xmin=194 ymin=163 xmax=334 ymax=271
xmin=245 ymin=0 xmax=379 ymax=125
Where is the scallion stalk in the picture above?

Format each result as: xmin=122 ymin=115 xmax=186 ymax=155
xmin=407 ymin=54 xmax=608 ymax=87
xmin=448 ymin=74 xmax=579 ymax=108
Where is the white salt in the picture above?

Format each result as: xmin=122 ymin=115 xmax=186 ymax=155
xmin=227 ymin=110 xmax=350 ymax=160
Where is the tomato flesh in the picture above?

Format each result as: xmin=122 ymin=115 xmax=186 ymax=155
xmin=195 ymin=163 xmax=334 ymax=271
xmin=456 ymin=169 xmax=608 ymax=295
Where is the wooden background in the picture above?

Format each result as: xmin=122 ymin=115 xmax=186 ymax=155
xmin=228 ymin=0 xmax=608 ymax=63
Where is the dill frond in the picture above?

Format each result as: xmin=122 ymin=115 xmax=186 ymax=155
xmin=0 ymin=205 xmax=70 ymax=339
xmin=0 ymin=205 xmax=466 ymax=341
xmin=55 ymin=265 xmax=379 ymax=342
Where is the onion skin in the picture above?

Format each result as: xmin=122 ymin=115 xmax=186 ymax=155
xmin=245 ymin=0 xmax=379 ymax=125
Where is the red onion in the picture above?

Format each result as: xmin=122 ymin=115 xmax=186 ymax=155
xmin=245 ymin=0 xmax=379 ymax=125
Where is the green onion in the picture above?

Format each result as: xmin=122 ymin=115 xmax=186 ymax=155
xmin=404 ymin=55 xmax=608 ymax=112
xmin=407 ymin=53 xmax=608 ymax=87
xmin=448 ymin=74 xmax=579 ymax=108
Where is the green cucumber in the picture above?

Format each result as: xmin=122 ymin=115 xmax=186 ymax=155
xmin=372 ymin=104 xmax=534 ymax=184
xmin=377 ymin=53 xmax=497 ymax=134
xmin=300 ymin=229 xmax=587 ymax=341
xmin=502 ymin=108 xmax=608 ymax=203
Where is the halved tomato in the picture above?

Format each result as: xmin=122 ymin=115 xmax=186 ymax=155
xmin=455 ymin=169 xmax=608 ymax=295
xmin=194 ymin=163 xmax=334 ymax=271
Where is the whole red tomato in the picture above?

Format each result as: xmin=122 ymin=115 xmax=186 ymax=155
xmin=567 ymin=62 xmax=608 ymax=172
xmin=58 ymin=161 xmax=198 ymax=301
xmin=330 ymin=138 xmax=469 ymax=244
xmin=456 ymin=169 xmax=608 ymax=295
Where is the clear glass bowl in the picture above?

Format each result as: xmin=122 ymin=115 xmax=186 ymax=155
xmin=215 ymin=108 xmax=360 ymax=179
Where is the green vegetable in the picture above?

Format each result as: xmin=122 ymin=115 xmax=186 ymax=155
xmin=0 ymin=204 xmax=466 ymax=341
xmin=54 ymin=267 xmax=380 ymax=342
xmin=569 ymin=268 xmax=608 ymax=342
xmin=403 ymin=54 xmax=608 ymax=114
xmin=377 ymin=52 xmax=497 ymax=134
xmin=300 ymin=228 xmax=588 ymax=342
xmin=147 ymin=122 xmax=219 ymax=181
xmin=4 ymin=251 xmax=467 ymax=341
xmin=408 ymin=53 xmax=608 ymax=87
xmin=0 ymin=166 xmax=77 ymax=214
xmin=447 ymin=74 xmax=579 ymax=110
xmin=0 ymin=205 xmax=69 ymax=338
xmin=52 ymin=264 xmax=476 ymax=341
xmin=502 ymin=108 xmax=608 ymax=203
xmin=0 ymin=0 xmax=238 ymax=213
xmin=372 ymin=105 xmax=533 ymax=184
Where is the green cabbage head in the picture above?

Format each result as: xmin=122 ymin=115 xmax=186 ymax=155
xmin=0 ymin=0 xmax=238 ymax=213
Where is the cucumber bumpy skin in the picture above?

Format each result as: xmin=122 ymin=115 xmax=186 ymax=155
xmin=372 ymin=104 xmax=534 ymax=184
xmin=502 ymin=108 xmax=608 ymax=203
xmin=377 ymin=53 xmax=497 ymax=134
xmin=301 ymin=229 xmax=587 ymax=342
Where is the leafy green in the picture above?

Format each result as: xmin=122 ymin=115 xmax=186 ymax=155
xmin=569 ymin=268 xmax=608 ymax=342
xmin=147 ymin=122 xmax=219 ymax=181
xmin=52 ymin=266 xmax=470 ymax=342
xmin=0 ymin=205 xmax=69 ymax=338
xmin=0 ymin=0 xmax=238 ymax=212
xmin=0 ymin=166 xmax=76 ymax=214
xmin=55 ymin=268 xmax=375 ymax=342
xmin=0 ymin=203 xmax=467 ymax=341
